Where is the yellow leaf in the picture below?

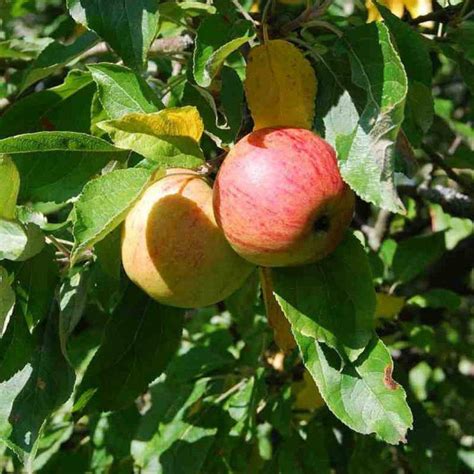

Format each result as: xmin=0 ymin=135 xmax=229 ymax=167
xmin=375 ymin=292 xmax=405 ymax=319
xmin=97 ymin=107 xmax=205 ymax=167
xmin=404 ymin=0 xmax=433 ymax=26
xmin=366 ymin=0 xmax=404 ymax=22
xmin=244 ymin=39 xmax=317 ymax=130
xmin=292 ymin=370 xmax=325 ymax=411
xmin=100 ymin=106 xmax=204 ymax=142
xmin=260 ymin=267 xmax=297 ymax=352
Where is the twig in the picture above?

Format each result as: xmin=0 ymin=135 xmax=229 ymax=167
xmin=281 ymin=0 xmax=334 ymax=35
xmin=196 ymin=152 xmax=227 ymax=176
xmin=46 ymin=235 xmax=71 ymax=257
xmin=422 ymin=144 xmax=474 ymax=196
xmin=231 ymin=0 xmax=259 ymax=26
xmin=215 ymin=379 xmax=247 ymax=403
xmin=366 ymin=209 xmax=391 ymax=251
xmin=302 ymin=19 xmax=343 ymax=37
xmin=399 ymin=184 xmax=474 ymax=220
xmin=79 ymin=35 xmax=193 ymax=61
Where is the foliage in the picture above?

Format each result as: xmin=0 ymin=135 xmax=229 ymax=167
xmin=0 ymin=0 xmax=473 ymax=472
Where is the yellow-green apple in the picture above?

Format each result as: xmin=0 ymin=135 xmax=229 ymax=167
xmin=121 ymin=169 xmax=254 ymax=308
xmin=213 ymin=127 xmax=355 ymax=266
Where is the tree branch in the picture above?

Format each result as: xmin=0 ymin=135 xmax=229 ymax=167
xmin=80 ymin=35 xmax=193 ymax=61
xmin=280 ymin=0 xmax=334 ymax=35
xmin=422 ymin=144 xmax=474 ymax=196
xmin=399 ymin=184 xmax=474 ymax=220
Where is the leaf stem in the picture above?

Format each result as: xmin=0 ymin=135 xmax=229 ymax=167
xmin=46 ymin=235 xmax=71 ymax=257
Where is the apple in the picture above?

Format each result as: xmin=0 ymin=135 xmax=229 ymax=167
xmin=121 ymin=169 xmax=255 ymax=308
xmin=213 ymin=127 xmax=355 ymax=266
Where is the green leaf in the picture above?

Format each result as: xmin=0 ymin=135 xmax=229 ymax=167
xmin=408 ymin=288 xmax=461 ymax=310
xmin=379 ymin=6 xmax=433 ymax=146
xmin=88 ymin=63 xmax=163 ymax=119
xmin=0 ymin=268 xmax=15 ymax=337
xmin=392 ymin=232 xmax=445 ymax=284
xmin=19 ymin=31 xmax=99 ymax=93
xmin=90 ymin=228 xmax=122 ymax=312
xmin=158 ymin=0 xmax=216 ymax=37
xmin=71 ymin=168 xmax=152 ymax=263
xmin=0 ymin=156 xmax=20 ymax=220
xmin=0 ymin=310 xmax=34 ymax=384
xmin=406 ymin=402 xmax=460 ymax=474
xmin=0 ymin=131 xmax=126 ymax=155
xmin=272 ymin=233 xmax=375 ymax=361
xmin=225 ymin=270 xmax=259 ymax=334
xmin=67 ymin=0 xmax=159 ymax=70
xmin=296 ymin=335 xmax=412 ymax=444
xmin=0 ymin=132 xmax=129 ymax=204
xmin=445 ymin=146 xmax=474 ymax=170
xmin=449 ymin=20 xmax=474 ymax=63
xmin=0 ymin=220 xmax=44 ymax=262
xmin=183 ymin=66 xmax=244 ymax=145
xmin=193 ymin=15 xmax=254 ymax=87
xmin=59 ymin=271 xmax=89 ymax=361
xmin=132 ymin=377 xmax=216 ymax=473
xmin=0 ymin=39 xmax=45 ymax=60
xmin=32 ymin=422 xmax=74 ymax=472
xmin=322 ymin=23 xmax=407 ymax=213
xmin=0 ymin=366 xmax=32 ymax=444
xmin=8 ymin=310 xmax=76 ymax=453
xmin=409 ymin=361 xmax=431 ymax=401
xmin=435 ymin=98 xmax=474 ymax=145
xmin=0 ymin=70 xmax=95 ymax=138
xmin=349 ymin=436 xmax=392 ymax=474
xmin=75 ymin=284 xmax=184 ymax=411
xmin=13 ymin=246 xmax=59 ymax=330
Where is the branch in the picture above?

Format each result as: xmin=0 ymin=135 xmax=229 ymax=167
xmin=280 ymin=0 xmax=334 ymax=35
xmin=80 ymin=35 xmax=193 ymax=61
xmin=364 ymin=209 xmax=391 ymax=251
xmin=422 ymin=144 xmax=474 ymax=196
xmin=399 ymin=184 xmax=474 ymax=220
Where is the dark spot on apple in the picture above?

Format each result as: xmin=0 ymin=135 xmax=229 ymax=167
xmin=313 ymin=215 xmax=330 ymax=233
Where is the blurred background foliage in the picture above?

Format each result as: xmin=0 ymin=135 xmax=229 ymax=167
xmin=0 ymin=0 xmax=473 ymax=472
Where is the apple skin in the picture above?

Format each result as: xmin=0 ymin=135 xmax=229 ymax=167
xmin=121 ymin=169 xmax=255 ymax=308
xmin=213 ymin=127 xmax=355 ymax=267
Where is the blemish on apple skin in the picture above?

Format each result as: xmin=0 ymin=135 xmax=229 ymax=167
xmin=383 ymin=364 xmax=398 ymax=390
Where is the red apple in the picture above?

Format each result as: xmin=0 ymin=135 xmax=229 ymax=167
xmin=122 ymin=169 xmax=254 ymax=308
xmin=213 ymin=127 xmax=355 ymax=267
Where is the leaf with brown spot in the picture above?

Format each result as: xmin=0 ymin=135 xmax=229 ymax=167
xmin=384 ymin=364 xmax=399 ymax=390
xmin=291 ymin=333 xmax=413 ymax=444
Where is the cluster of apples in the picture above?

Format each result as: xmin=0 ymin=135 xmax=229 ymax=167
xmin=121 ymin=127 xmax=355 ymax=308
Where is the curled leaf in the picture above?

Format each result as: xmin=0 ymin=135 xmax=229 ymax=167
xmin=99 ymin=106 xmax=204 ymax=143
xmin=97 ymin=107 xmax=205 ymax=167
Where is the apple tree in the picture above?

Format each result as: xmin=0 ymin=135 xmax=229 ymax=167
xmin=0 ymin=0 xmax=473 ymax=472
